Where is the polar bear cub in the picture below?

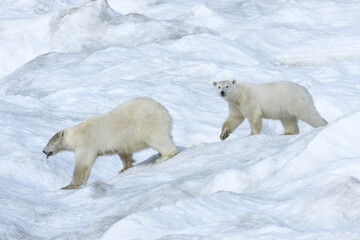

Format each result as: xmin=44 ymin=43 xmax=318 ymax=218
xmin=213 ymin=80 xmax=327 ymax=139
xmin=43 ymin=97 xmax=178 ymax=189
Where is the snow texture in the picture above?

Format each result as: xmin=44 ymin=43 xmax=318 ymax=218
xmin=0 ymin=0 xmax=360 ymax=239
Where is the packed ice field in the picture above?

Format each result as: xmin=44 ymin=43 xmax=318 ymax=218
xmin=0 ymin=0 xmax=360 ymax=239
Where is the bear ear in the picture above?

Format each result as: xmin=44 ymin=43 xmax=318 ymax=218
xmin=61 ymin=131 xmax=64 ymax=137
xmin=213 ymin=81 xmax=217 ymax=87
xmin=232 ymin=80 xmax=236 ymax=85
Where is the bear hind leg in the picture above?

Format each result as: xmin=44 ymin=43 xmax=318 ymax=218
xmin=281 ymin=117 xmax=299 ymax=135
xmin=148 ymin=135 xmax=178 ymax=163
xmin=119 ymin=153 xmax=135 ymax=173
xmin=156 ymin=149 xmax=178 ymax=163
xmin=298 ymin=110 xmax=328 ymax=128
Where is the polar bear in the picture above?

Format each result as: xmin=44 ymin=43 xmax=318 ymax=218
xmin=43 ymin=97 xmax=178 ymax=189
xmin=213 ymin=80 xmax=327 ymax=139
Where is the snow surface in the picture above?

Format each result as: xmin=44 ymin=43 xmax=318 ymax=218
xmin=1 ymin=0 xmax=360 ymax=239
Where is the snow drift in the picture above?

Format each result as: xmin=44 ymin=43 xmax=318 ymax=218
xmin=0 ymin=0 xmax=360 ymax=239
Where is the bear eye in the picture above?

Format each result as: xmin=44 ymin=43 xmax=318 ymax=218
xmin=226 ymin=86 xmax=229 ymax=88
xmin=218 ymin=86 xmax=221 ymax=89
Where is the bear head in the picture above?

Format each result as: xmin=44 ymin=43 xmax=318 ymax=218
xmin=43 ymin=130 xmax=66 ymax=158
xmin=213 ymin=80 xmax=236 ymax=98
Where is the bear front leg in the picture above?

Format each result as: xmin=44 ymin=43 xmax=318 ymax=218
xmin=220 ymin=128 xmax=230 ymax=140
xmin=281 ymin=117 xmax=299 ymax=135
xmin=248 ymin=115 xmax=262 ymax=135
xmin=119 ymin=153 xmax=135 ymax=173
xmin=221 ymin=114 xmax=244 ymax=140
xmin=62 ymin=150 xmax=97 ymax=190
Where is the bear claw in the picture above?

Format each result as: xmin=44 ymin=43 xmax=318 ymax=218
xmin=220 ymin=131 xmax=229 ymax=140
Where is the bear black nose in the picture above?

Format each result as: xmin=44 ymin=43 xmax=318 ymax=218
xmin=221 ymin=91 xmax=225 ymax=96
xmin=43 ymin=150 xmax=52 ymax=156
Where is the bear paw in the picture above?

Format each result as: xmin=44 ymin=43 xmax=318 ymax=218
xmin=119 ymin=167 xmax=131 ymax=173
xmin=220 ymin=129 xmax=230 ymax=140
xmin=61 ymin=184 xmax=80 ymax=190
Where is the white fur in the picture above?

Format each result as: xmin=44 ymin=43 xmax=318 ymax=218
xmin=43 ymin=97 xmax=178 ymax=189
xmin=213 ymin=80 xmax=327 ymax=139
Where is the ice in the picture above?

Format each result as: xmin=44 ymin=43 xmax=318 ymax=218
xmin=0 ymin=0 xmax=205 ymax=79
xmin=1 ymin=0 xmax=360 ymax=239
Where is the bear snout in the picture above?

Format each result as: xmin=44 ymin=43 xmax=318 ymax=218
xmin=43 ymin=150 xmax=53 ymax=158
xmin=221 ymin=91 xmax=226 ymax=97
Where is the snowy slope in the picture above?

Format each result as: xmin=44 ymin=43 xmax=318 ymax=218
xmin=0 ymin=0 xmax=360 ymax=239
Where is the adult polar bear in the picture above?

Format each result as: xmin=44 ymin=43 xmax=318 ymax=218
xmin=213 ymin=80 xmax=327 ymax=139
xmin=43 ymin=97 xmax=178 ymax=189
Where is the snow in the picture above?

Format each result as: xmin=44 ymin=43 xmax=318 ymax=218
xmin=1 ymin=0 xmax=360 ymax=239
